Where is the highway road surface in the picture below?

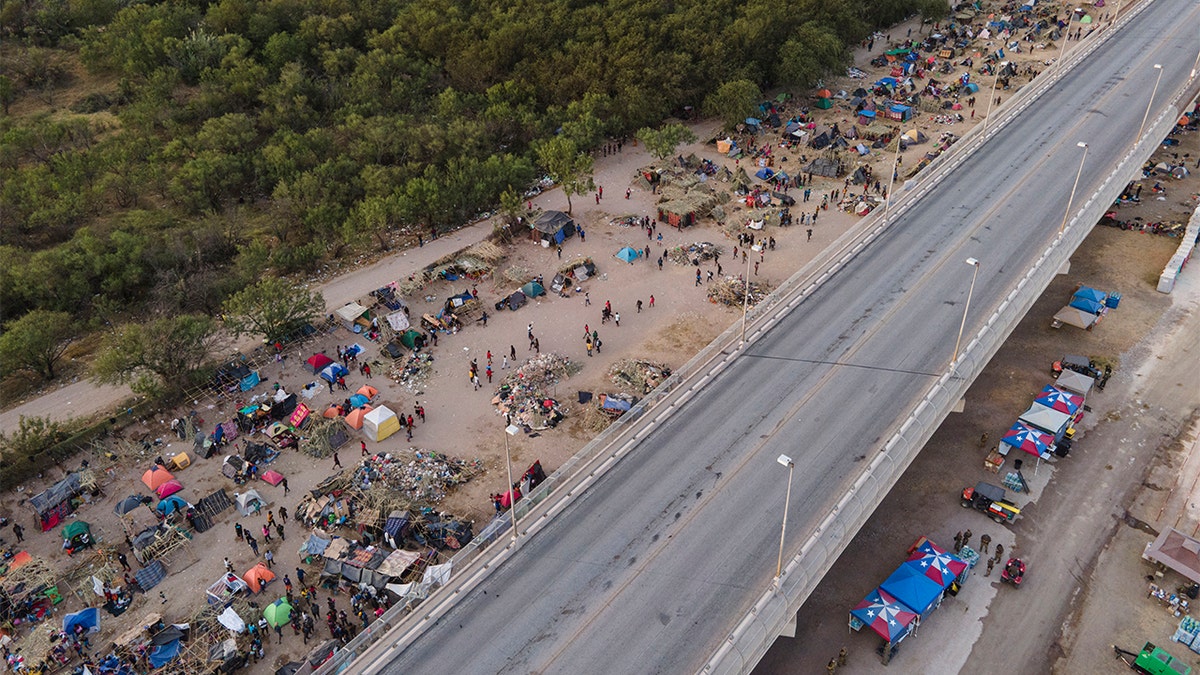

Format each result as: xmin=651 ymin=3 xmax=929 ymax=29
xmin=361 ymin=4 xmax=1200 ymax=672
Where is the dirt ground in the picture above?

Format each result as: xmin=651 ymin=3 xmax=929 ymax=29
xmin=3 ymin=5 xmax=1194 ymax=672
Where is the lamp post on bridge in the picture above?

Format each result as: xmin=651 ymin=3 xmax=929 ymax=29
xmin=775 ymin=454 xmax=795 ymax=581
xmin=1059 ymin=142 xmax=1089 ymax=235
xmin=951 ymin=258 xmax=981 ymax=366
xmin=504 ymin=416 xmax=520 ymax=542
xmin=1136 ymin=64 xmax=1164 ymax=144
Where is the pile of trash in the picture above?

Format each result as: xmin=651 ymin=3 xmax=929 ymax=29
xmin=610 ymin=216 xmax=640 ymax=227
xmin=353 ymin=449 xmax=484 ymax=504
xmin=390 ymin=351 xmax=435 ymax=391
xmin=492 ymin=353 xmax=579 ymax=430
xmin=609 ymin=359 xmax=673 ymax=394
xmin=667 ymin=242 xmax=723 ymax=265
xmin=707 ymin=276 xmax=773 ymax=307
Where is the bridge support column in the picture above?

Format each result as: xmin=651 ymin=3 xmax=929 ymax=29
xmin=952 ymin=397 xmax=966 ymax=413
xmin=779 ymin=615 xmax=797 ymax=639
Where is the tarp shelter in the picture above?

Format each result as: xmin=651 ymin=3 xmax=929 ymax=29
xmin=235 ymin=490 xmax=268 ymax=517
xmin=217 ymin=607 xmax=246 ymax=633
xmin=386 ymin=311 xmax=410 ymax=332
xmin=135 ymin=560 xmax=167 ymax=591
xmin=243 ymin=563 xmax=276 ymax=593
xmin=376 ymin=549 xmax=422 ymax=578
xmin=155 ymin=480 xmax=183 ymax=499
xmin=156 ymin=495 xmax=188 ymax=517
xmin=1144 ymin=528 xmax=1200 ymax=584
xmin=1055 ymin=369 xmax=1095 ymax=396
xmin=263 ymin=598 xmax=293 ymax=627
xmin=148 ymin=636 xmax=182 ymax=668
xmin=62 ymin=521 xmax=93 ymax=549
xmin=1053 ymin=305 xmax=1100 ymax=330
xmin=885 ymin=104 xmax=913 ymax=121
xmin=880 ymin=563 xmax=944 ymax=615
xmin=363 ymin=406 xmax=401 ymax=442
xmin=716 ymin=138 xmax=734 ymax=153
xmin=306 ymin=353 xmax=333 ymax=373
xmin=30 ymin=472 xmax=84 ymax=531
xmin=1034 ymin=385 xmax=1084 ymax=415
xmin=299 ymin=532 xmax=332 ymax=556
xmin=1000 ymin=422 xmax=1054 ymax=458
xmin=207 ymin=572 xmax=249 ymax=604
xmin=616 ymin=247 xmax=641 ymax=263
xmin=239 ymin=371 xmax=261 ymax=391
xmin=755 ymin=167 xmax=775 ymax=180
xmin=335 ymin=303 xmax=369 ymax=331
xmin=344 ymin=406 xmax=372 ymax=430
xmin=142 ymin=467 xmax=175 ymax=491
xmin=63 ymin=607 xmax=101 ymax=636
xmin=521 ymin=281 xmax=545 ymax=298
xmin=850 ymin=588 xmax=917 ymax=642
xmin=804 ymin=157 xmax=840 ymax=178
xmin=532 ymin=211 xmax=576 ymax=244
xmin=1068 ymin=296 xmax=1106 ymax=314
xmin=1019 ymin=403 xmax=1073 ymax=439
xmin=905 ymin=541 xmax=967 ymax=588
xmin=319 ymin=363 xmax=350 ymax=383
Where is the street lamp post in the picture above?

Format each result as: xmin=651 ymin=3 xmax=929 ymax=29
xmin=775 ymin=454 xmax=795 ymax=580
xmin=951 ymin=258 xmax=981 ymax=366
xmin=504 ymin=417 xmax=520 ymax=542
xmin=1136 ymin=64 xmax=1165 ymax=143
xmin=1060 ymin=142 xmax=1089 ymax=235
xmin=883 ymin=138 xmax=901 ymax=223
xmin=1056 ymin=19 xmax=1070 ymax=71
xmin=741 ymin=244 xmax=759 ymax=345
xmin=982 ymin=70 xmax=1001 ymax=133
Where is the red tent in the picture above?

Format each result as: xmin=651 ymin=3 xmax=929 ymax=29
xmin=261 ymin=470 xmax=284 ymax=486
xmin=156 ymin=480 xmax=183 ymax=498
xmin=499 ymin=488 xmax=523 ymax=508
xmin=306 ymin=353 xmax=333 ymax=373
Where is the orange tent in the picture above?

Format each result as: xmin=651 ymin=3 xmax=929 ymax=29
xmin=344 ymin=405 xmax=372 ymax=430
xmin=323 ymin=406 xmax=340 ymax=419
xmin=356 ymin=385 xmax=378 ymax=399
xmin=141 ymin=466 xmax=176 ymax=491
xmin=815 ymin=89 xmax=832 ymax=99
xmin=243 ymin=562 xmax=276 ymax=593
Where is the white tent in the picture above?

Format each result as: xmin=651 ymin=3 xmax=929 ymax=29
xmin=363 ymin=406 xmax=401 ymax=442
xmin=235 ymin=489 xmax=268 ymax=517
xmin=1053 ymin=305 xmax=1099 ymax=330
xmin=335 ymin=303 xmax=369 ymax=330
xmin=1055 ymin=369 xmax=1094 ymax=397
xmin=1018 ymin=403 xmax=1072 ymax=436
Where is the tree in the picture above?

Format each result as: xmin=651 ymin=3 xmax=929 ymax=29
xmin=0 ymin=415 xmax=69 ymax=464
xmin=777 ymin=24 xmax=847 ymax=88
xmin=223 ymin=276 xmax=325 ymax=343
xmin=533 ymin=135 xmax=593 ymax=215
xmin=91 ymin=314 xmax=222 ymax=396
xmin=915 ymin=0 xmax=950 ymax=22
xmin=703 ymin=79 xmax=762 ymax=130
xmin=636 ymin=123 xmax=699 ymax=162
xmin=0 ymin=310 xmax=77 ymax=380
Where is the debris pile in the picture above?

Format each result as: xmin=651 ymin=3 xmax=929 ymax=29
xmin=503 ymin=265 xmax=533 ymax=283
xmin=390 ymin=351 xmax=435 ymax=390
xmin=609 ymin=359 xmax=673 ymax=394
xmin=492 ymin=353 xmax=579 ymax=430
xmin=353 ymin=449 xmax=484 ymax=504
xmin=667 ymin=242 xmax=723 ymax=265
xmin=707 ymin=277 xmax=773 ymax=307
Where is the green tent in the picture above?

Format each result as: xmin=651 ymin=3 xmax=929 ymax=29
xmin=399 ymin=329 xmax=425 ymax=350
xmin=62 ymin=521 xmax=92 ymax=548
xmin=815 ymin=98 xmax=834 ymax=110
xmin=520 ymin=281 xmax=545 ymax=298
xmin=263 ymin=598 xmax=292 ymax=627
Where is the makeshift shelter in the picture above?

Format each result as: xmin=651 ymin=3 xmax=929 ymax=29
xmin=155 ymin=480 xmax=184 ymax=499
xmin=243 ymin=563 xmax=276 ymax=593
xmin=263 ymin=598 xmax=293 ymax=627
xmin=206 ymin=573 xmax=249 ymax=605
xmin=239 ymin=371 xmax=261 ymax=391
xmin=363 ymin=406 xmax=401 ymax=442
xmin=306 ymin=353 xmax=333 ymax=373
xmin=521 ymin=281 xmax=545 ymax=298
xmin=1034 ymin=385 xmax=1084 ymax=416
xmin=1000 ymin=422 xmax=1055 ymax=458
xmin=1144 ymin=528 xmax=1200 ymax=584
xmin=884 ymin=104 xmax=913 ymax=121
xmin=29 ymin=472 xmax=84 ymax=531
xmin=616 ymin=247 xmax=641 ymax=263
xmin=135 ymin=559 xmax=167 ymax=590
xmin=1055 ymin=369 xmax=1095 ymax=397
xmin=344 ymin=406 xmax=372 ymax=430
xmin=62 ymin=521 xmax=94 ymax=552
xmin=1068 ymin=296 xmax=1106 ymax=314
xmin=63 ymin=607 xmax=101 ymax=637
xmin=235 ymin=490 xmax=268 ymax=517
xmin=335 ymin=303 xmax=370 ymax=331
xmin=532 ymin=211 xmax=576 ymax=244
xmin=141 ymin=467 xmax=175 ymax=492
xmin=850 ymin=588 xmax=918 ymax=643
xmin=385 ymin=311 xmax=410 ymax=333
xmin=804 ymin=157 xmax=840 ymax=178
xmin=880 ymin=563 xmax=944 ymax=616
xmin=1018 ymin=403 xmax=1073 ymax=440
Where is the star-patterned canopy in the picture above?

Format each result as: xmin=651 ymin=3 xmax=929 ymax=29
xmin=1034 ymin=385 xmax=1083 ymax=415
xmin=850 ymin=588 xmax=917 ymax=642
xmin=906 ymin=540 xmax=968 ymax=588
xmin=1002 ymin=421 xmax=1055 ymax=457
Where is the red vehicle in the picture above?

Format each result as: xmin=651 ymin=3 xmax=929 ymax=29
xmin=1001 ymin=558 xmax=1025 ymax=587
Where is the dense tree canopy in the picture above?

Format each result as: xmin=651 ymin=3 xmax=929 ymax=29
xmin=1 ymin=0 xmax=932 ymax=362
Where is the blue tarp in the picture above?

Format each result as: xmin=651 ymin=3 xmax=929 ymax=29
xmin=319 ymin=364 xmax=349 ymax=383
xmin=148 ymin=639 xmax=182 ymax=668
xmin=239 ymin=371 xmax=261 ymax=391
xmin=858 ymin=110 xmax=876 ymax=119
xmin=876 ymin=77 xmax=898 ymax=87
xmin=63 ymin=607 xmax=100 ymax=635
xmin=616 ymin=247 xmax=641 ymax=263
xmin=880 ymin=563 xmax=944 ymax=615
xmin=1073 ymin=286 xmax=1108 ymax=303
xmin=156 ymin=495 xmax=188 ymax=516
xmin=745 ymin=117 xmax=761 ymax=126
xmin=349 ymin=394 xmax=369 ymax=409
xmin=755 ymin=167 xmax=775 ymax=180
xmin=1068 ymin=297 xmax=1105 ymax=314
xmin=601 ymin=397 xmax=632 ymax=412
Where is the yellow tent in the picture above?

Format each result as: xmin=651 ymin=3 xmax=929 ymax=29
xmin=363 ymin=406 xmax=401 ymax=442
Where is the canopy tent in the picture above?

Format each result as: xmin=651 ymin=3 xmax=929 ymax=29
xmin=319 ymin=363 xmax=350 ymax=383
xmin=235 ymin=490 xmax=268 ymax=517
xmin=306 ymin=353 xmax=333 ymax=373
xmin=335 ymin=303 xmax=370 ymax=331
xmin=141 ymin=467 xmax=175 ymax=491
xmin=114 ymin=495 xmax=149 ymax=516
xmin=1068 ymin=296 xmax=1106 ymax=314
xmin=155 ymin=479 xmax=183 ymax=499
xmin=243 ymin=563 xmax=276 ymax=593
xmin=1144 ymin=528 xmax=1200 ymax=584
xmin=521 ymin=281 xmax=546 ymax=298
xmin=1073 ymin=286 xmax=1108 ymax=304
xmin=1055 ymin=369 xmax=1095 ymax=397
xmin=263 ymin=598 xmax=293 ymax=627
xmin=363 ymin=406 xmax=401 ymax=442
xmin=616 ymin=247 xmax=641 ymax=263
xmin=1000 ymin=421 xmax=1055 ymax=457
xmin=850 ymin=587 xmax=918 ymax=642
xmin=905 ymin=541 xmax=967 ymax=588
xmin=1019 ymin=403 xmax=1073 ymax=439
xmin=880 ymin=563 xmax=944 ymax=616
xmin=344 ymin=406 xmax=373 ymax=430
xmin=156 ymin=495 xmax=189 ymax=516
xmin=1053 ymin=305 xmax=1100 ymax=330
xmin=1034 ymin=385 xmax=1084 ymax=415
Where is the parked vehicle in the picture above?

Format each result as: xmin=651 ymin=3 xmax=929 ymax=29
xmin=1000 ymin=558 xmax=1025 ymax=587
xmin=960 ymin=482 xmax=1020 ymax=524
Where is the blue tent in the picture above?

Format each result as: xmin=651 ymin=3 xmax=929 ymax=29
xmin=319 ymin=364 xmax=349 ymax=383
xmin=148 ymin=638 xmax=182 ymax=668
xmin=1068 ymin=297 xmax=1105 ymax=314
xmin=239 ymin=371 xmax=261 ymax=391
xmin=1073 ymin=286 xmax=1108 ymax=303
xmin=63 ymin=607 xmax=101 ymax=636
xmin=880 ymin=563 xmax=944 ymax=615
xmin=755 ymin=167 xmax=775 ymax=180
xmin=964 ymin=82 xmax=980 ymax=93
xmin=156 ymin=495 xmax=188 ymax=516
xmin=349 ymin=394 xmax=369 ymax=409
xmin=616 ymin=247 xmax=641 ymax=263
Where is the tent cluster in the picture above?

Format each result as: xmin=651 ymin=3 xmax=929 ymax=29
xmin=991 ymin=364 xmax=1093 ymax=475
xmin=1052 ymin=284 xmax=1118 ymax=331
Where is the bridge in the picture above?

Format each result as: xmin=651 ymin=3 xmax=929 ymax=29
xmin=344 ymin=3 xmax=1200 ymax=673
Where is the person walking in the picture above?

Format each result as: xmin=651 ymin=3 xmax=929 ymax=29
xmin=985 ymin=558 xmax=995 ymax=576
xmin=248 ymin=536 xmax=259 ymax=556
xmin=994 ymin=544 xmax=1004 ymax=563
xmin=332 ymin=452 xmax=342 ymax=469
xmin=262 ymin=523 xmax=272 ymax=543
xmin=12 ymin=524 xmax=23 ymax=542
xmin=117 ymin=551 xmax=131 ymax=571
xmin=649 ymin=295 xmax=655 ymax=308
xmin=838 ymin=647 xmax=847 ymax=666
xmin=962 ymin=529 xmax=973 ymax=549
xmin=235 ymin=523 xmax=244 ymax=541
xmin=264 ymin=549 xmax=275 ymax=568
xmin=361 ymin=440 xmax=368 ymax=457
xmin=279 ymin=506 xmax=288 ymax=523
xmin=276 ymin=523 xmax=285 ymax=541
xmin=636 ymin=299 xmax=643 ymax=313
xmin=281 ymin=477 xmax=290 ymax=494
xmin=486 ymin=365 xmax=493 ymax=383
xmin=510 ymin=345 xmax=517 ymax=360
xmin=225 ymin=557 xmax=234 ymax=573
